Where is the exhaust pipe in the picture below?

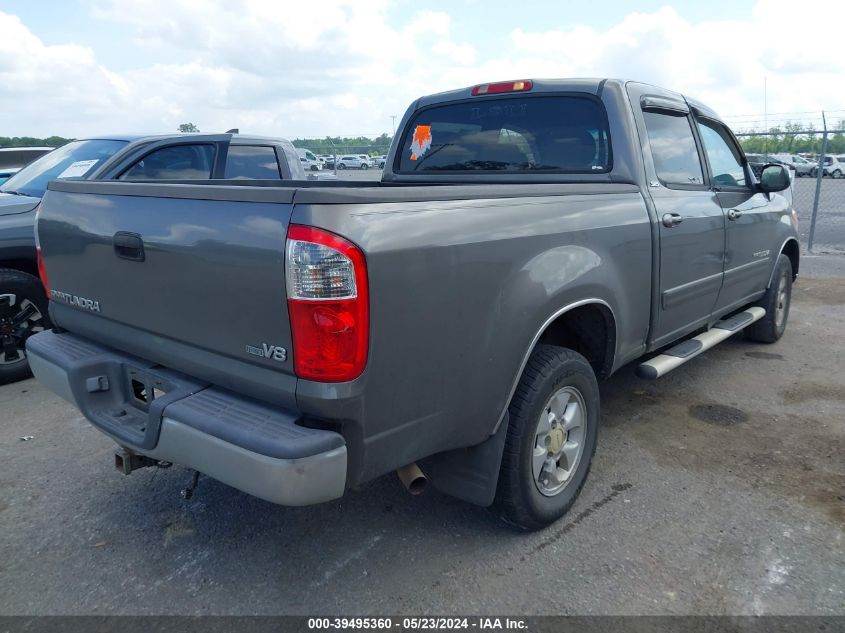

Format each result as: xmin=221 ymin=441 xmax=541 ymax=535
xmin=396 ymin=462 xmax=427 ymax=495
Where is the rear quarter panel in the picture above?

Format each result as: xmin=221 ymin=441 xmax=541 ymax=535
xmin=292 ymin=186 xmax=652 ymax=483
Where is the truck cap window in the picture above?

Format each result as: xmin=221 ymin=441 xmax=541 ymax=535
xmin=396 ymin=96 xmax=611 ymax=173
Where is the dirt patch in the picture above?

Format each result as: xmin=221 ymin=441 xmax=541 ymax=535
xmin=793 ymin=277 xmax=845 ymax=305
xmin=784 ymin=381 xmax=845 ymax=404
xmin=744 ymin=351 xmax=784 ymax=360
xmin=688 ymin=403 xmax=749 ymax=426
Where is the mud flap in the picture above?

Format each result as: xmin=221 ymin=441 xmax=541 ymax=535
xmin=420 ymin=412 xmax=509 ymax=507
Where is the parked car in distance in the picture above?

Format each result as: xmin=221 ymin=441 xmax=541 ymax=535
xmin=0 ymin=147 xmax=55 ymax=184
xmin=774 ymin=154 xmax=815 ymax=177
xmin=296 ymin=148 xmax=322 ymax=171
xmin=376 ymin=155 xmax=388 ymax=168
xmin=810 ymin=155 xmax=845 ymax=178
xmin=29 ymin=78 xmax=798 ymax=531
xmin=0 ymin=133 xmax=307 ymax=383
xmin=336 ymin=155 xmax=369 ymax=169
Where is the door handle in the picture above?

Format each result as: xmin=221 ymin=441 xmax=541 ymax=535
xmin=727 ymin=209 xmax=743 ymax=221
xmin=662 ymin=213 xmax=684 ymax=228
xmin=113 ymin=231 xmax=145 ymax=262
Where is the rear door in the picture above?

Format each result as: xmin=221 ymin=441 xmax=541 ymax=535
xmin=693 ymin=115 xmax=787 ymax=313
xmin=631 ymin=88 xmax=726 ymax=347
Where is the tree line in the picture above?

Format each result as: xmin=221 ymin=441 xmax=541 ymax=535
xmin=0 ymin=136 xmax=73 ymax=148
xmin=1 ymin=130 xmax=397 ymax=158
xmin=736 ymin=120 xmax=845 ymax=155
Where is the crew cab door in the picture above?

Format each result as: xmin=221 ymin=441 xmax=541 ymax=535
xmin=631 ymin=89 xmax=726 ymax=347
xmin=91 ymin=134 xmax=232 ymax=180
xmin=692 ymin=114 xmax=788 ymax=313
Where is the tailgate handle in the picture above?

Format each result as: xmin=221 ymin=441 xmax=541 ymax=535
xmin=113 ymin=232 xmax=145 ymax=262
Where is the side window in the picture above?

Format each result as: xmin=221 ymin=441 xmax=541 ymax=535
xmin=122 ymin=144 xmax=214 ymax=180
xmin=224 ymin=145 xmax=282 ymax=179
xmin=696 ymin=119 xmax=747 ymax=187
xmin=643 ymin=111 xmax=704 ymax=186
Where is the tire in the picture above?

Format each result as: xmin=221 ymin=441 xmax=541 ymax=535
xmin=493 ymin=345 xmax=600 ymax=531
xmin=833 ymin=169 xmax=842 ymax=179
xmin=810 ymin=168 xmax=817 ymax=178
xmin=744 ymin=254 xmax=792 ymax=344
xmin=360 ymin=163 xmax=369 ymax=170
xmin=0 ymin=269 xmax=51 ymax=385
xmin=337 ymin=163 xmax=346 ymax=170
xmin=311 ymin=165 xmax=319 ymax=172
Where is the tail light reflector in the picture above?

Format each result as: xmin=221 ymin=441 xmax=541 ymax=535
xmin=286 ymin=225 xmax=368 ymax=382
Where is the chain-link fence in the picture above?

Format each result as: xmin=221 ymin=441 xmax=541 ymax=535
xmin=736 ymin=130 xmax=845 ymax=254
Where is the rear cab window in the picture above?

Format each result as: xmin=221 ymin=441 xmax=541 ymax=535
xmin=121 ymin=144 xmax=215 ymax=180
xmin=396 ymin=95 xmax=611 ymax=173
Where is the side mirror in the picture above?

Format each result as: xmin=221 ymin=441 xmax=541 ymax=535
xmin=758 ymin=164 xmax=790 ymax=192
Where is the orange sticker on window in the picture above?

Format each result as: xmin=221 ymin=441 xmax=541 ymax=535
xmin=410 ymin=125 xmax=432 ymax=161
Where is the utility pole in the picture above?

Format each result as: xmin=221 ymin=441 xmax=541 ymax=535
xmin=808 ymin=111 xmax=827 ymax=253
xmin=390 ymin=116 xmax=397 ymax=136
xmin=763 ymin=76 xmax=768 ymax=158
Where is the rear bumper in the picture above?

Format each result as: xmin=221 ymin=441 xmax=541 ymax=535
xmin=26 ymin=330 xmax=347 ymax=506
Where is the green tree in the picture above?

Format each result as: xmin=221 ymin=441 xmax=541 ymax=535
xmin=178 ymin=123 xmax=200 ymax=133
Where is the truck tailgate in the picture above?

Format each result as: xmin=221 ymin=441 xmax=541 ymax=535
xmin=37 ymin=181 xmax=298 ymax=407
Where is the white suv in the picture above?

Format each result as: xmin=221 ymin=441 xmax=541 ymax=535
xmin=336 ymin=155 xmax=369 ymax=170
xmin=811 ymin=155 xmax=845 ymax=178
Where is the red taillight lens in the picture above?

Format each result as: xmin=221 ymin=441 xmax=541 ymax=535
xmin=36 ymin=246 xmax=49 ymax=298
xmin=34 ymin=206 xmax=50 ymax=298
xmin=471 ymin=80 xmax=533 ymax=96
xmin=286 ymin=224 xmax=368 ymax=382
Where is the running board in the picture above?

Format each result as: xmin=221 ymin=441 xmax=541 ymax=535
xmin=636 ymin=307 xmax=766 ymax=379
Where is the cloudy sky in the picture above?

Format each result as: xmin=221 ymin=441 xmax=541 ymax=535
xmin=2 ymin=0 xmax=843 ymax=139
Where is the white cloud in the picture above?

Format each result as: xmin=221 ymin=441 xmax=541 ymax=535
xmin=2 ymin=1 xmax=844 ymax=139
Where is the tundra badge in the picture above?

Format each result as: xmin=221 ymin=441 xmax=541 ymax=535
xmin=50 ymin=290 xmax=101 ymax=313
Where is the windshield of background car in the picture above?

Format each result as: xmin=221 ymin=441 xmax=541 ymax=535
xmin=396 ymin=95 xmax=611 ymax=173
xmin=0 ymin=139 xmax=128 ymax=198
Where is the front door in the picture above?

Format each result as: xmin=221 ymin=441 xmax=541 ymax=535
xmin=694 ymin=116 xmax=787 ymax=313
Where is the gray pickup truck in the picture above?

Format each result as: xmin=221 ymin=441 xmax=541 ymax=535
xmin=27 ymin=79 xmax=799 ymax=530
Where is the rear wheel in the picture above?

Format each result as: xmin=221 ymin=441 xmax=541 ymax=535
xmin=745 ymin=254 xmax=792 ymax=344
xmin=337 ymin=163 xmax=346 ymax=170
xmin=0 ymin=269 xmax=50 ymax=385
xmin=360 ymin=163 xmax=369 ymax=170
xmin=493 ymin=345 xmax=599 ymax=531
xmin=832 ymin=169 xmax=842 ymax=179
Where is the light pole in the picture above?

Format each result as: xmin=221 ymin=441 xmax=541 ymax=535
xmin=390 ymin=115 xmax=397 ymax=136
